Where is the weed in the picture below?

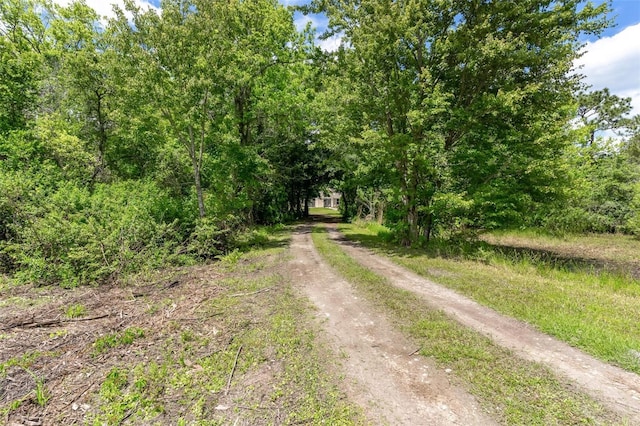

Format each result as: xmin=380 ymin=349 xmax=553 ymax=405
xmin=93 ymin=327 xmax=145 ymax=356
xmin=64 ymin=303 xmax=86 ymax=319
xmin=48 ymin=329 xmax=68 ymax=339
xmin=180 ymin=329 xmax=195 ymax=343
xmin=218 ymin=248 xmax=242 ymax=266
xmin=34 ymin=377 xmax=49 ymax=407
xmin=0 ymin=352 xmax=43 ymax=376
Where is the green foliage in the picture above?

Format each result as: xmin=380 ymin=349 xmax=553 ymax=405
xmin=186 ymin=216 xmax=242 ymax=260
xmin=0 ymin=0 xmax=47 ymax=133
xmin=6 ymin=181 xmax=182 ymax=287
xmin=93 ymin=327 xmax=145 ymax=356
xmin=627 ymin=182 xmax=640 ymax=237
xmin=543 ymin=139 xmax=640 ymax=235
xmin=310 ymin=0 xmax=611 ymax=241
xmin=34 ymin=376 xmax=49 ymax=407
xmin=64 ymin=303 xmax=86 ymax=319
xmin=0 ymin=0 xmax=634 ymax=289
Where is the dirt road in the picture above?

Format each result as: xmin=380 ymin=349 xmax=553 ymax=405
xmin=289 ymin=225 xmax=495 ymax=425
xmin=322 ymin=224 xmax=640 ymax=423
xmin=288 ymin=222 xmax=640 ymax=424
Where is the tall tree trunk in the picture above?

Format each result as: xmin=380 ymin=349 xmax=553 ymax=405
xmin=376 ymin=199 xmax=385 ymax=225
xmin=424 ymin=211 xmax=433 ymax=243
xmin=193 ymin=162 xmax=205 ymax=219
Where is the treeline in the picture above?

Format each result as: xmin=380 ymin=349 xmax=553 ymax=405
xmin=1 ymin=0 xmax=638 ymax=287
xmin=0 ymin=0 xmax=326 ymax=286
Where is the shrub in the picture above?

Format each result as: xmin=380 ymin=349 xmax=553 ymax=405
xmin=186 ymin=215 xmax=241 ymax=260
xmin=6 ymin=180 xmax=182 ymax=287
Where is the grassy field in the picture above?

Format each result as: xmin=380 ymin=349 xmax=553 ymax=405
xmin=311 ymin=225 xmax=619 ymax=425
xmin=338 ymin=222 xmax=640 ymax=375
xmin=0 ymin=226 xmax=366 ymax=425
xmin=481 ymin=229 xmax=640 ymax=274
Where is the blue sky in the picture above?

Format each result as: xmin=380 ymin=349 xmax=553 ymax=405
xmin=600 ymin=0 xmax=640 ymax=38
xmin=60 ymin=0 xmax=640 ymax=116
xmin=578 ymin=1 xmax=640 ymax=115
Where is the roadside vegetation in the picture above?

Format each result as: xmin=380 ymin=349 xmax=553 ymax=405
xmin=338 ymin=221 xmax=640 ymax=375
xmin=0 ymin=227 xmax=366 ymax=425
xmin=480 ymin=230 xmax=640 ymax=275
xmin=311 ymin=225 xmax=620 ymax=425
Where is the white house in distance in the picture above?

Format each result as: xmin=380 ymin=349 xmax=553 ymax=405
xmin=309 ymin=190 xmax=341 ymax=209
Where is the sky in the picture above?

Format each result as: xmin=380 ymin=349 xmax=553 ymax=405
xmin=54 ymin=0 xmax=640 ymax=117
xmin=577 ymin=0 xmax=640 ymax=116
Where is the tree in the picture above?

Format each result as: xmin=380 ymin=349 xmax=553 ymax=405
xmin=311 ymin=0 xmax=610 ymax=241
xmin=114 ymin=0 xmax=299 ymax=220
xmin=0 ymin=0 xmax=47 ymax=133
xmin=577 ymin=88 xmax=637 ymax=147
xmin=46 ymin=1 xmax=119 ymax=184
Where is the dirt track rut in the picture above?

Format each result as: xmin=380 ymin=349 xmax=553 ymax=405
xmin=323 ymin=223 xmax=640 ymax=424
xmin=289 ymin=225 xmax=494 ymax=425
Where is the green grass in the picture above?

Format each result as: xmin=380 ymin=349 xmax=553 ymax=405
xmin=312 ymin=225 xmax=620 ymax=425
xmin=92 ymin=327 xmax=145 ymax=356
xmin=339 ymin=222 xmax=640 ymax=375
xmin=0 ymin=352 xmax=45 ymax=376
xmin=63 ymin=303 xmax=86 ymax=319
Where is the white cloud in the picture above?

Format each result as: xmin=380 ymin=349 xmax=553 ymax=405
xmin=294 ymin=14 xmax=318 ymax=32
xmin=292 ymin=12 xmax=343 ymax=52
xmin=318 ymin=34 xmax=343 ymax=52
xmin=53 ymin=0 xmax=158 ymax=20
xmin=575 ymin=23 xmax=640 ymax=115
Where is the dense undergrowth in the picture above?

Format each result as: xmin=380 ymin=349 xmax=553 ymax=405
xmin=0 ymin=175 xmax=287 ymax=288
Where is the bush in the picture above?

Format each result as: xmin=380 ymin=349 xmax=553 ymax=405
xmin=626 ymin=183 xmax=640 ymax=237
xmin=6 ymin=180 xmax=183 ymax=287
xmin=186 ymin=215 xmax=241 ymax=260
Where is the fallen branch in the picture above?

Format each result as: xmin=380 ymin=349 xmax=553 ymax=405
xmin=1 ymin=314 xmax=111 ymax=331
xmin=225 ymin=345 xmax=243 ymax=396
xmin=229 ymin=287 xmax=272 ymax=298
xmin=163 ymin=280 xmax=180 ymax=290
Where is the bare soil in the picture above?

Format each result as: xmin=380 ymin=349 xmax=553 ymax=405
xmin=323 ymin=223 xmax=640 ymax=424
